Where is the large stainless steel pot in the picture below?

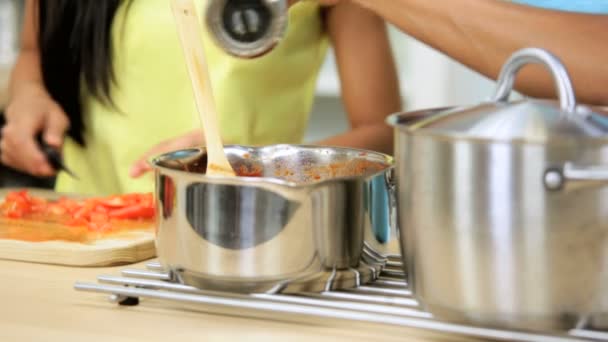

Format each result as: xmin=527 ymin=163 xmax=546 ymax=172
xmin=388 ymin=48 xmax=608 ymax=332
xmin=152 ymin=144 xmax=394 ymax=294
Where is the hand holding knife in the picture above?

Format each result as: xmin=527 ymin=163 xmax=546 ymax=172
xmin=37 ymin=135 xmax=79 ymax=179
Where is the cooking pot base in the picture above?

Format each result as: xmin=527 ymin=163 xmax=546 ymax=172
xmin=421 ymin=302 xmax=586 ymax=332
xmin=169 ymin=262 xmax=381 ymax=294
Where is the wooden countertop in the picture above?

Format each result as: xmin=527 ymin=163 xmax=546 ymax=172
xmin=0 ymin=258 xmax=481 ymax=342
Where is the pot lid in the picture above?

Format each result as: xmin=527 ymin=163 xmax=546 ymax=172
xmin=407 ymin=48 xmax=608 ymax=142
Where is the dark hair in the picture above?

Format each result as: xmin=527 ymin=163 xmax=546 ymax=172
xmin=38 ymin=0 xmax=125 ymax=145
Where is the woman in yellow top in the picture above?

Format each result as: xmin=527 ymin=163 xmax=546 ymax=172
xmin=0 ymin=0 xmax=401 ymax=195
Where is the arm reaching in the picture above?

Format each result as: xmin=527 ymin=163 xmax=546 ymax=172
xmin=1 ymin=0 xmax=70 ymax=176
xmin=315 ymin=1 xmax=402 ymax=154
xmin=347 ymin=0 xmax=608 ymax=106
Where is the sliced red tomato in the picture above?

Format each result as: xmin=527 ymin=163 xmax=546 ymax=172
xmin=122 ymin=194 xmax=140 ymax=205
xmin=4 ymin=197 xmax=32 ymax=218
xmin=2 ymin=190 xmax=156 ymax=229
xmin=109 ymin=204 xmax=155 ymax=219
xmin=72 ymin=208 xmax=86 ymax=220
xmin=30 ymin=204 xmax=48 ymax=213
xmin=89 ymin=211 xmax=109 ymax=223
xmin=29 ymin=196 xmax=47 ymax=206
xmin=6 ymin=208 xmax=25 ymax=219
xmin=47 ymin=204 xmax=68 ymax=216
xmin=138 ymin=193 xmax=154 ymax=208
xmin=5 ymin=190 xmax=29 ymax=202
xmin=99 ymin=196 xmax=127 ymax=207
xmin=88 ymin=221 xmax=112 ymax=232
xmin=7 ymin=196 xmax=27 ymax=207
xmin=57 ymin=198 xmax=80 ymax=213
xmin=94 ymin=205 xmax=109 ymax=214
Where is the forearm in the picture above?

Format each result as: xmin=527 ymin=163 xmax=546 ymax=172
xmin=9 ymin=50 xmax=46 ymax=98
xmin=353 ymin=0 xmax=608 ymax=105
xmin=9 ymin=0 xmax=47 ymax=100
xmin=315 ymin=123 xmax=393 ymax=155
xmin=322 ymin=1 xmax=400 ymax=156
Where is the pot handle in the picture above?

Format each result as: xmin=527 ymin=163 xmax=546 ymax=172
xmin=386 ymin=167 xmax=398 ymax=239
xmin=492 ymin=48 xmax=577 ymax=113
xmin=544 ymin=162 xmax=608 ymax=191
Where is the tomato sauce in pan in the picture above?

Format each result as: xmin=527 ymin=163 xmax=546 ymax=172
xmin=174 ymin=153 xmax=387 ymax=182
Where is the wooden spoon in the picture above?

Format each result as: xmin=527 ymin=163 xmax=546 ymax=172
xmin=170 ymin=0 xmax=236 ymax=177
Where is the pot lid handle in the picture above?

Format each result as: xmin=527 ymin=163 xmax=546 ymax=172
xmin=491 ymin=48 xmax=577 ymax=113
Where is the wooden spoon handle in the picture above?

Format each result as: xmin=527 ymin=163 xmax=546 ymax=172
xmin=170 ymin=0 xmax=235 ymax=176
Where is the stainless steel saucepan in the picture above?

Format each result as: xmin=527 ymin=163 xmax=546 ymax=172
xmin=388 ymin=48 xmax=608 ymax=331
xmin=151 ymin=144 xmax=394 ymax=294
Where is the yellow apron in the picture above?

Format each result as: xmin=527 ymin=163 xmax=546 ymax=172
xmin=56 ymin=0 xmax=328 ymax=195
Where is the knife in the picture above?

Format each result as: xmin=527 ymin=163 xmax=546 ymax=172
xmin=37 ymin=136 xmax=79 ymax=180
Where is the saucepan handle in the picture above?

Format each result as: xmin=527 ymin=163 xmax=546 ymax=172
xmin=544 ymin=162 xmax=608 ymax=191
xmin=492 ymin=47 xmax=577 ymax=113
xmin=363 ymin=167 xmax=399 ymax=261
xmin=386 ymin=167 xmax=398 ymax=241
xmin=368 ymin=171 xmax=394 ymax=245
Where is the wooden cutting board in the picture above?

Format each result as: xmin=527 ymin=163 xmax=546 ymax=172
xmin=0 ymin=188 xmax=156 ymax=267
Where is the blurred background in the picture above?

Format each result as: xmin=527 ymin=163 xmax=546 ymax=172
xmin=0 ymin=0 xmax=21 ymax=111
xmin=0 ymin=1 xmax=499 ymax=185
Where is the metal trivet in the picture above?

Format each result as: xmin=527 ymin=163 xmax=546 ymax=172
xmin=74 ymin=261 xmax=608 ymax=342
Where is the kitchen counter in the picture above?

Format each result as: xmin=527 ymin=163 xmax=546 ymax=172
xmin=0 ymin=258 xmax=483 ymax=342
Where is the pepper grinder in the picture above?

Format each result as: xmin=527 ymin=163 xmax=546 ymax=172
xmin=205 ymin=0 xmax=289 ymax=58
